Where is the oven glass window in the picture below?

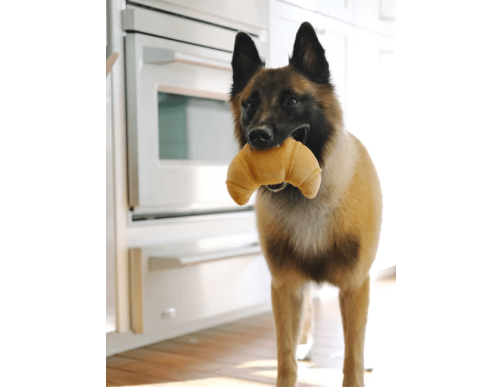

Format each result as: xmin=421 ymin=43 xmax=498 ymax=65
xmin=158 ymin=92 xmax=238 ymax=162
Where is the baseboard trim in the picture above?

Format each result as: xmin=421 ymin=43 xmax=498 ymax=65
xmin=106 ymin=302 xmax=272 ymax=357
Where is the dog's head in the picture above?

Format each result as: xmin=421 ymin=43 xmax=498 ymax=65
xmin=230 ymin=22 xmax=343 ymax=179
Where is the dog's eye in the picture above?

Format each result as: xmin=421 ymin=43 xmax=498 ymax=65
xmin=286 ymin=96 xmax=299 ymax=106
xmin=245 ymin=101 xmax=257 ymax=110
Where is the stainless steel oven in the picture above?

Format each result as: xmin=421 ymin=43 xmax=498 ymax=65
xmin=123 ymin=4 xmax=267 ymax=219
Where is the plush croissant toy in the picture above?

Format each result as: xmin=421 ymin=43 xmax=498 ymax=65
xmin=226 ymin=137 xmax=322 ymax=205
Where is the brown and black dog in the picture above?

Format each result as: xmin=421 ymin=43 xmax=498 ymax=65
xmin=230 ymin=22 xmax=382 ymax=387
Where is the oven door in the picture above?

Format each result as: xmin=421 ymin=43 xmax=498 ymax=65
xmin=126 ymin=32 xmax=255 ymax=218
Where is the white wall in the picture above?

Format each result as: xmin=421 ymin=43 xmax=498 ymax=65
xmin=396 ymin=2 xmax=503 ymax=386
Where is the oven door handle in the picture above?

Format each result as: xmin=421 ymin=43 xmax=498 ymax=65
xmin=148 ymin=244 xmax=262 ymax=271
xmin=143 ymin=47 xmax=232 ymax=72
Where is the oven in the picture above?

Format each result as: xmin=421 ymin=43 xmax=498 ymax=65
xmin=123 ymin=4 xmax=267 ymax=219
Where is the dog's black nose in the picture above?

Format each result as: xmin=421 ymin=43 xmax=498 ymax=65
xmin=247 ymin=126 xmax=274 ymax=148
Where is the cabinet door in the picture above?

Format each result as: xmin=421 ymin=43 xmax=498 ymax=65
xmin=353 ymin=0 xmax=395 ymax=37
xmin=271 ymin=1 xmax=353 ymax=115
xmin=317 ymin=0 xmax=354 ymax=22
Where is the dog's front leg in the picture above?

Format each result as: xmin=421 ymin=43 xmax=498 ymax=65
xmin=297 ymin=283 xmax=314 ymax=360
xmin=271 ymin=275 xmax=306 ymax=387
xmin=339 ymin=276 xmax=370 ymax=387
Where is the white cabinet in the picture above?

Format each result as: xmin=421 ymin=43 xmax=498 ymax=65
xmin=353 ymin=0 xmax=395 ymax=37
xmin=278 ymin=0 xmax=395 ymax=37
xmin=129 ymin=234 xmax=271 ymax=334
xmin=124 ymin=0 xmax=269 ymax=35
xmin=271 ymin=1 xmax=353 ymax=114
xmin=317 ymin=0 xmax=354 ymax=22
xmin=271 ymin=0 xmax=395 ymax=129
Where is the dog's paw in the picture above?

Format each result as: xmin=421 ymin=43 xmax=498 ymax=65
xmin=296 ymin=336 xmax=313 ymax=360
xmin=276 ymin=380 xmax=297 ymax=387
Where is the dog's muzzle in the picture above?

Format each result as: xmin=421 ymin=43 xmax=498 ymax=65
xmin=265 ymin=124 xmax=310 ymax=193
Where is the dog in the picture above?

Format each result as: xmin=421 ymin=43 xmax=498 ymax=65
xmin=230 ymin=22 xmax=382 ymax=387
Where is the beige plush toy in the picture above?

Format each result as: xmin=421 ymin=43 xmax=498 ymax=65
xmin=226 ymin=137 xmax=322 ymax=205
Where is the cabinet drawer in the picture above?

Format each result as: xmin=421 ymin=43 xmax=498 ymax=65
xmin=127 ymin=0 xmax=268 ymax=31
xmin=129 ymin=234 xmax=271 ymax=334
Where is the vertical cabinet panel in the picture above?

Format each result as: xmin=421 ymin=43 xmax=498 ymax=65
xmin=106 ymin=73 xmax=117 ymax=333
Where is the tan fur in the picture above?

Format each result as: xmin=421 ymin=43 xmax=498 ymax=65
xmin=299 ymin=283 xmax=314 ymax=346
xmin=231 ymin=65 xmax=382 ymax=387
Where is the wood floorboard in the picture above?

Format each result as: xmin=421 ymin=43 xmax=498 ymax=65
xmin=106 ymin=366 xmax=173 ymax=385
xmin=107 ymin=355 xmax=141 ymax=368
xmin=180 ymin=328 xmax=277 ymax=349
xmin=119 ymin=348 xmax=229 ymax=373
xmin=170 ymin=335 xmax=278 ymax=359
xmin=110 ymin=359 xmax=219 ymax=382
xmin=212 ymin=323 xmax=276 ymax=338
xmin=107 ymin=274 xmax=396 ymax=386
xmin=147 ymin=340 xmax=264 ymax=366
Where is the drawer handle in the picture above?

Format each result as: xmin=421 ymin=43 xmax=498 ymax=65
xmin=143 ymin=47 xmax=232 ymax=72
xmin=149 ymin=244 xmax=261 ymax=271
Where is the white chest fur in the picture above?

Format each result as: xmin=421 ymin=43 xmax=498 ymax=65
xmin=259 ymin=131 xmax=359 ymax=256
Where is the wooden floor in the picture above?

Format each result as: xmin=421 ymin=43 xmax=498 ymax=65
xmin=107 ymin=273 xmax=396 ymax=387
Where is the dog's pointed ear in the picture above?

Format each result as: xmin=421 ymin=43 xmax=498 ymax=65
xmin=289 ymin=22 xmax=330 ymax=84
xmin=231 ymin=32 xmax=264 ymax=96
